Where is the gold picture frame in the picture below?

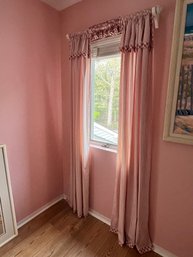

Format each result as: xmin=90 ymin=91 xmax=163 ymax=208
xmin=164 ymin=0 xmax=193 ymax=145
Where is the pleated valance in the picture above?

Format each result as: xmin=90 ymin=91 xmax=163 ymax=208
xmin=120 ymin=10 xmax=153 ymax=52
xmin=88 ymin=17 xmax=123 ymax=42
xmin=68 ymin=32 xmax=90 ymax=59
xmin=68 ymin=9 xmax=154 ymax=59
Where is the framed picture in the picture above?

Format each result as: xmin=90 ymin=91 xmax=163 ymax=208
xmin=0 ymin=145 xmax=18 ymax=247
xmin=164 ymin=0 xmax=193 ymax=145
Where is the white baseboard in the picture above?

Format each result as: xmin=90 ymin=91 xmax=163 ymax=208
xmin=63 ymin=194 xmax=111 ymax=226
xmin=153 ymin=244 xmax=178 ymax=257
xmin=17 ymin=194 xmax=64 ymax=228
xmin=89 ymin=209 xmax=111 ymax=226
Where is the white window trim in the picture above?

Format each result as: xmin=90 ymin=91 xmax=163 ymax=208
xmin=91 ymin=35 xmax=121 ymax=58
xmin=91 ymin=35 xmax=121 ymax=49
xmin=90 ymin=142 xmax=117 ymax=153
xmin=90 ymin=139 xmax=118 ymax=150
xmin=90 ymin=36 xmax=121 ymax=150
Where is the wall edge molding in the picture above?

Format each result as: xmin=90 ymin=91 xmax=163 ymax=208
xmin=17 ymin=194 xmax=64 ymax=228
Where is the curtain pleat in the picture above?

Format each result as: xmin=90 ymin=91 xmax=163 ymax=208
xmin=67 ymin=9 xmax=155 ymax=253
xmin=111 ymin=11 xmax=154 ymax=254
xmin=69 ymin=33 xmax=91 ymax=217
xmin=88 ymin=17 xmax=123 ymax=41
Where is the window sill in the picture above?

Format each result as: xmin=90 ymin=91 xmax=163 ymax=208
xmin=90 ymin=143 xmax=117 ymax=153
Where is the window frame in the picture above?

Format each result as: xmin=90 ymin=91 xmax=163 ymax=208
xmin=90 ymin=36 xmax=121 ymax=150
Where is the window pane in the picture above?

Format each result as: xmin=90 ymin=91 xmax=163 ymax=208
xmin=91 ymin=55 xmax=121 ymax=145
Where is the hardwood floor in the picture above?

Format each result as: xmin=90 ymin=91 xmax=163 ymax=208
xmin=0 ymin=200 xmax=161 ymax=257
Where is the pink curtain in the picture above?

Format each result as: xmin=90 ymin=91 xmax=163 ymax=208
xmin=69 ymin=33 xmax=91 ymax=217
xmin=111 ymin=10 xmax=154 ymax=254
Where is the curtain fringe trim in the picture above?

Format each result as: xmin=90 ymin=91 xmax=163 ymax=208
xmin=110 ymin=226 xmax=153 ymax=254
xmin=137 ymin=245 xmax=153 ymax=254
xmin=69 ymin=53 xmax=89 ymax=60
xmin=120 ymin=42 xmax=152 ymax=53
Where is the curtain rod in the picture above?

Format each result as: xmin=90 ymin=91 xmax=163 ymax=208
xmin=152 ymin=5 xmax=162 ymax=29
xmin=66 ymin=5 xmax=162 ymax=40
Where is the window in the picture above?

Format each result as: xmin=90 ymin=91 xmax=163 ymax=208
xmin=90 ymin=36 xmax=121 ymax=148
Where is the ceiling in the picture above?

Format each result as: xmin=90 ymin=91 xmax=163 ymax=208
xmin=41 ymin=0 xmax=82 ymax=11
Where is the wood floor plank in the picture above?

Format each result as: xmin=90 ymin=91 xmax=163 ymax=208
xmin=53 ymin=217 xmax=99 ymax=257
xmin=0 ymin=200 xmax=66 ymax=256
xmin=94 ymin=232 xmax=122 ymax=257
xmin=3 ymin=224 xmax=60 ymax=257
xmin=0 ymin=200 xmax=162 ymax=257
xmin=65 ymin=219 xmax=108 ymax=257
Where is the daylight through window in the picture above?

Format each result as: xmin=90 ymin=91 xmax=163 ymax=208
xmin=90 ymin=46 xmax=121 ymax=147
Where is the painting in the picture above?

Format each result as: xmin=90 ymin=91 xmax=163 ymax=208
xmin=164 ymin=0 xmax=193 ymax=145
xmin=0 ymin=145 xmax=18 ymax=247
xmin=0 ymin=200 xmax=5 ymax=236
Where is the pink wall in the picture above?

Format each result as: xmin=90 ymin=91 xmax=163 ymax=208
xmin=0 ymin=0 xmax=63 ymax=222
xmin=61 ymin=1 xmax=193 ymax=257
xmin=90 ymin=147 xmax=116 ymax=219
